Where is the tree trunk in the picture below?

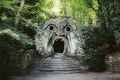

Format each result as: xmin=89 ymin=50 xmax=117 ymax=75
xmin=113 ymin=0 xmax=116 ymax=17
xmin=63 ymin=0 xmax=67 ymax=16
xmin=117 ymin=0 xmax=120 ymax=12
xmin=15 ymin=0 xmax=25 ymax=27
xmin=97 ymin=0 xmax=107 ymax=33
xmin=106 ymin=7 xmax=111 ymax=28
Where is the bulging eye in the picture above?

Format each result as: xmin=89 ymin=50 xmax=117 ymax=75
xmin=46 ymin=24 xmax=57 ymax=31
xmin=66 ymin=27 xmax=71 ymax=31
xmin=49 ymin=25 xmax=54 ymax=30
xmin=64 ymin=25 xmax=72 ymax=32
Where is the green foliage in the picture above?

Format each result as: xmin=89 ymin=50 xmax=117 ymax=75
xmin=115 ymin=51 xmax=120 ymax=57
xmin=81 ymin=26 xmax=105 ymax=48
xmin=114 ymin=31 xmax=120 ymax=46
xmin=0 ymin=0 xmax=49 ymax=77
xmin=61 ymin=0 xmax=97 ymax=25
xmin=112 ymin=12 xmax=120 ymax=47
xmin=96 ymin=0 xmax=119 ymax=32
xmin=76 ymin=0 xmax=120 ymax=72
xmin=0 ymin=0 xmax=53 ymax=57
xmin=79 ymin=26 xmax=107 ymax=71
xmin=0 ymin=29 xmax=33 ymax=56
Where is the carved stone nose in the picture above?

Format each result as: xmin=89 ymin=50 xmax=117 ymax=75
xmin=56 ymin=32 xmax=61 ymax=36
xmin=55 ymin=32 xmax=66 ymax=37
xmin=56 ymin=31 xmax=63 ymax=36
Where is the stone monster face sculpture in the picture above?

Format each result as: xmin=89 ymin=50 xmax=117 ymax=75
xmin=35 ymin=17 xmax=83 ymax=56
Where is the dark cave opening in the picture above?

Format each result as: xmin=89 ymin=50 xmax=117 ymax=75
xmin=53 ymin=39 xmax=64 ymax=53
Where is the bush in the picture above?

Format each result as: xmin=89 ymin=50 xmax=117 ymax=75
xmin=79 ymin=26 xmax=107 ymax=71
xmin=114 ymin=31 xmax=120 ymax=46
xmin=0 ymin=29 xmax=34 ymax=77
xmin=112 ymin=16 xmax=120 ymax=47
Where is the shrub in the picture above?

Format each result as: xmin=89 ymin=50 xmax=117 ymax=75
xmin=79 ymin=26 xmax=107 ymax=71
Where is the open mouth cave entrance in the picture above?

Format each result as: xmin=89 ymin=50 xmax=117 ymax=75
xmin=53 ymin=39 xmax=64 ymax=53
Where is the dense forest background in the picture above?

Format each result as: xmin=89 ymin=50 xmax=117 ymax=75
xmin=0 ymin=0 xmax=120 ymax=79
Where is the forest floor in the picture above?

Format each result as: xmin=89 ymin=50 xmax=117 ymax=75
xmin=8 ymin=55 xmax=120 ymax=80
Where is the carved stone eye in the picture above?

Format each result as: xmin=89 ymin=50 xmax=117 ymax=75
xmin=66 ymin=27 xmax=71 ymax=31
xmin=64 ymin=25 xmax=72 ymax=32
xmin=49 ymin=26 xmax=54 ymax=30
xmin=46 ymin=24 xmax=56 ymax=31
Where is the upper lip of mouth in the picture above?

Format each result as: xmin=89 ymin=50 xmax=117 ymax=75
xmin=55 ymin=34 xmax=66 ymax=37
xmin=53 ymin=36 xmax=65 ymax=44
xmin=52 ymin=34 xmax=67 ymax=44
xmin=55 ymin=38 xmax=64 ymax=41
xmin=54 ymin=37 xmax=64 ymax=41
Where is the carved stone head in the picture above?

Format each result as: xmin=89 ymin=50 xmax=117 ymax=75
xmin=35 ymin=16 xmax=83 ymax=56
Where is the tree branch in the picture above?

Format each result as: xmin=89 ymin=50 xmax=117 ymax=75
xmin=88 ymin=3 xmax=96 ymax=12
xmin=15 ymin=0 xmax=25 ymax=27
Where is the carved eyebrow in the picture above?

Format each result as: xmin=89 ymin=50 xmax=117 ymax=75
xmin=45 ymin=24 xmax=57 ymax=30
xmin=63 ymin=24 xmax=72 ymax=29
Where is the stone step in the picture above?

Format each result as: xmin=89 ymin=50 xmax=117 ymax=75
xmin=42 ymin=62 xmax=76 ymax=65
xmin=38 ymin=54 xmax=81 ymax=74
xmin=40 ymin=65 xmax=79 ymax=68
xmin=39 ymin=68 xmax=80 ymax=71
xmin=40 ymin=63 xmax=79 ymax=67
xmin=39 ymin=70 xmax=81 ymax=74
xmin=42 ymin=63 xmax=78 ymax=67
xmin=43 ymin=61 xmax=73 ymax=63
xmin=43 ymin=59 xmax=75 ymax=62
xmin=42 ymin=63 xmax=78 ymax=65
xmin=44 ymin=59 xmax=73 ymax=62
xmin=32 ymin=69 xmax=81 ymax=74
xmin=39 ymin=66 xmax=80 ymax=69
